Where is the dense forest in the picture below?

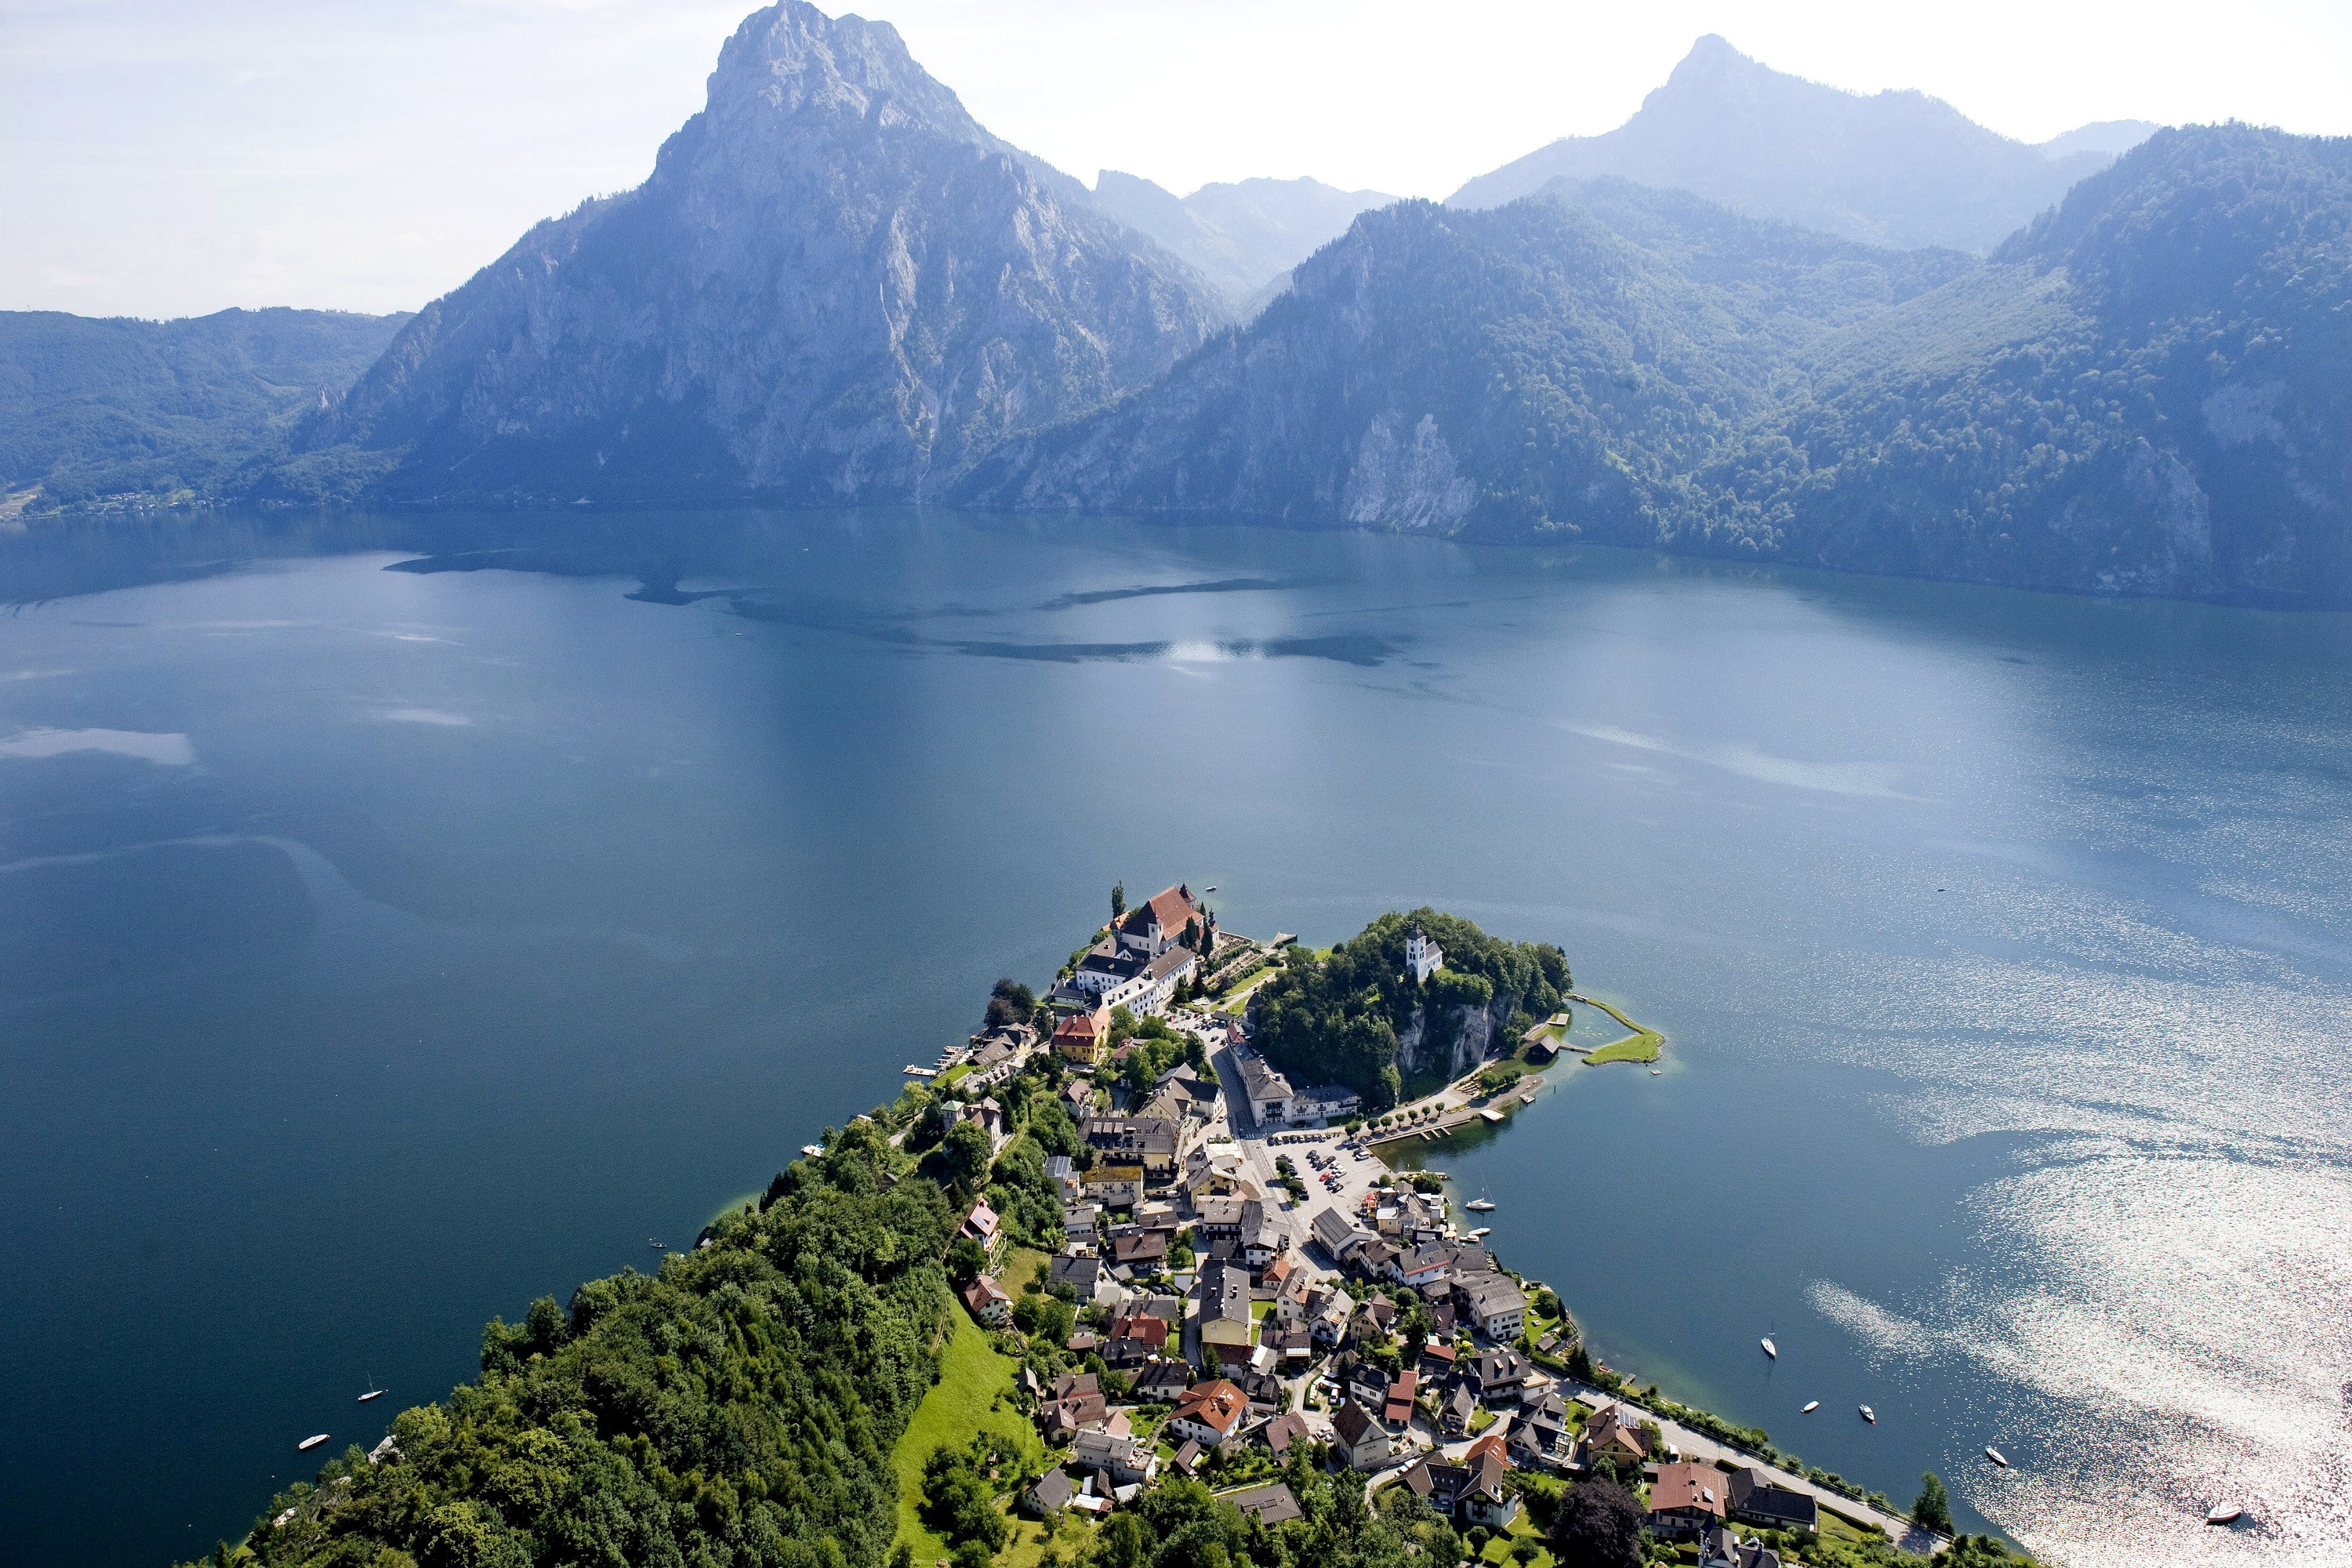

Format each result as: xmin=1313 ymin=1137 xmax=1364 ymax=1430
xmin=1250 ymin=910 xmax=1568 ymax=1107
xmin=0 ymin=308 xmax=407 ymax=510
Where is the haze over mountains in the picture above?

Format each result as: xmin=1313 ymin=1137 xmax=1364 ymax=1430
xmin=5 ymin=1 xmax=2347 ymax=604
xmin=1450 ymin=34 xmax=2157 ymax=252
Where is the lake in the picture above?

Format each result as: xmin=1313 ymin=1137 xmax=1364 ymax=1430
xmin=2 ymin=507 xmax=2348 ymax=1568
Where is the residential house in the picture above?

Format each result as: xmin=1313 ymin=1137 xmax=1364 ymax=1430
xmin=1194 ymin=1259 xmax=1255 ymax=1361
xmin=1044 ymin=1153 xmax=1081 ymax=1203
xmin=1054 ymin=1005 xmax=1112 ymax=1065
xmin=1335 ymin=1352 xmax=1388 ymax=1411
xmin=1459 ymin=1272 xmax=1527 ymax=1342
xmin=1258 ymin=1410 xmax=1310 ymax=1459
xmin=1062 ymin=1078 xmax=1098 ymax=1117
xmin=1649 ymin=1461 xmax=1730 ymax=1541
xmin=1441 ymin=1383 xmax=1476 ymax=1436
xmin=1271 ymin=1264 xmax=1318 ymax=1325
xmin=1352 ymin=1238 xmax=1403 ymax=1283
xmin=1222 ymin=1483 xmax=1304 ymax=1526
xmin=1728 ymin=1468 xmax=1819 ymax=1533
xmin=1509 ymin=1390 xmax=1573 ymax=1469
xmin=1193 ymin=1194 xmax=1250 ymax=1243
xmin=1168 ymin=1379 xmax=1249 ymax=1448
xmin=1025 ymin=1468 xmax=1075 ymax=1517
xmin=1456 ymin=1349 xmax=1534 ymax=1406
xmin=1399 ymin=1445 xmax=1518 ymax=1530
xmin=960 ymin=1200 xmax=1003 ymax=1264
xmin=1235 ymin=1054 xmax=1294 ymax=1126
xmin=1062 ymin=1202 xmax=1101 ymax=1244
xmin=1084 ymin=1117 xmax=1181 ymax=1185
xmin=1083 ymin=1162 xmax=1144 ymax=1209
xmin=1417 ymin=1341 xmax=1458 ymax=1379
xmin=1579 ymin=1403 xmax=1653 ymax=1468
xmin=1242 ymin=1208 xmax=1287 ymax=1270
xmin=1152 ymin=1063 xmax=1221 ymax=1120
xmin=1287 ymin=1083 xmax=1363 ymax=1125
xmin=1700 ymin=1526 xmax=1786 ymax=1568
xmin=1134 ymin=1356 xmax=1192 ymax=1402
xmin=1308 ymin=1290 xmax=1352 ymax=1348
xmin=1168 ymin=1439 xmax=1202 ymax=1479
xmin=1072 ymin=1430 xmax=1156 ymax=1488
xmin=1382 ymin=1369 xmax=1419 ymax=1430
xmin=1330 ymin=1400 xmax=1392 ymax=1471
xmin=962 ymin=1276 xmax=1011 ymax=1327
xmin=1269 ymin=1323 xmax=1313 ymax=1367
xmin=1240 ymin=1368 xmax=1287 ymax=1420
xmin=1109 ymin=1231 xmax=1167 ymax=1272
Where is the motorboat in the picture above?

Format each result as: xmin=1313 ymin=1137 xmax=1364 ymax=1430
xmin=1860 ymin=1406 xmax=1876 ymax=1424
xmin=1761 ymin=1338 xmax=1777 ymax=1359
xmin=1801 ymin=1401 xmax=1820 ymax=1414
xmin=297 ymin=1434 xmax=331 ymax=1452
xmin=2205 ymin=1505 xmax=2243 ymax=1526
xmin=1985 ymin=1446 xmax=2009 ymax=1468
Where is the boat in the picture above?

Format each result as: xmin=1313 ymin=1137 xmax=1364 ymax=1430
xmin=297 ymin=1434 xmax=331 ymax=1452
xmin=1650 ymin=1069 xmax=1661 ymax=1076
xmin=1761 ymin=1338 xmax=1777 ymax=1359
xmin=1204 ymin=885 xmax=1217 ymax=891
xmin=2205 ymin=1505 xmax=2243 ymax=1526
xmin=1860 ymin=1406 xmax=1876 ymax=1424
xmin=1801 ymin=1401 xmax=1820 ymax=1414
xmin=649 ymin=1238 xmax=667 ymax=1250
xmin=1985 ymin=1446 xmax=2009 ymax=1468
xmin=800 ymin=1143 xmax=823 ymax=1157
xmin=1466 ymin=1198 xmax=1496 ymax=1212
xmin=358 ymin=1388 xmax=384 ymax=1404
xmin=1468 ymin=1226 xmax=1491 ymax=1239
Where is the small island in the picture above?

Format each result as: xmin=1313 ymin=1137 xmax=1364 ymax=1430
xmin=199 ymin=887 xmax=2022 ymax=1568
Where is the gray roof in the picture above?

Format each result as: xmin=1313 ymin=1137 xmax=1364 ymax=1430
xmin=1236 ymin=1054 xmax=1294 ymax=1101
xmin=1221 ymin=1483 xmax=1304 ymax=1526
xmin=1460 ymin=1273 xmax=1526 ymax=1319
xmin=1029 ymin=1468 xmax=1075 ymax=1511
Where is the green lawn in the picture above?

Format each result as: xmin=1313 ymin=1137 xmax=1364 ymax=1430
xmin=939 ymin=1063 xmax=975 ymax=1086
xmin=1573 ymin=994 xmax=1664 ymax=1065
xmin=1476 ymin=1507 xmax=1555 ymax=1566
xmin=890 ymin=1315 xmax=1041 ymax=1563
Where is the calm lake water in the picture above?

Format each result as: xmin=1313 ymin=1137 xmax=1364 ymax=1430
xmin=2 ymin=508 xmax=2348 ymax=1568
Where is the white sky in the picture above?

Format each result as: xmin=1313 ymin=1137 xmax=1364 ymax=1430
xmin=4 ymin=0 xmax=2348 ymax=320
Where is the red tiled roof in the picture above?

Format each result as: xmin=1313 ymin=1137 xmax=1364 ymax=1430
xmin=1649 ymin=1461 xmax=1726 ymax=1518
xmin=1122 ymin=885 xmax=1199 ymax=941
xmin=1173 ymin=1378 xmax=1247 ymax=1438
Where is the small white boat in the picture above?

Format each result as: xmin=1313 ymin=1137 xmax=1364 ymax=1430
xmin=1466 ymin=1198 xmax=1496 ymax=1213
xmin=297 ymin=1434 xmax=331 ymax=1452
xmin=1650 ymin=1069 xmax=1661 ymax=1075
xmin=1468 ymin=1226 xmax=1491 ymax=1239
xmin=1802 ymin=1401 xmax=1820 ymax=1414
xmin=358 ymin=1388 xmax=385 ymax=1403
xmin=800 ymin=1143 xmax=823 ymax=1157
xmin=1761 ymin=1338 xmax=1778 ymax=1359
xmin=2205 ymin=1505 xmax=2242 ymax=1526
xmin=1985 ymin=1446 xmax=2009 ymax=1468
xmin=1860 ymin=1406 xmax=1876 ymax=1424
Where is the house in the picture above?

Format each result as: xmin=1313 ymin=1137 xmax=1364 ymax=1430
xmin=1269 ymin=1323 xmax=1314 ymax=1365
xmin=1417 ymin=1341 xmax=1458 ymax=1378
xmin=1700 ymin=1526 xmax=1786 ymax=1568
xmin=1152 ymin=1063 xmax=1221 ymax=1120
xmin=1457 ymin=1349 xmax=1534 ymax=1405
xmin=1235 ymin=1054 xmax=1294 ymax=1127
xmin=1116 ymin=884 xmax=1202 ymax=958
xmin=1398 ymin=1241 xmax=1459 ymax=1292
xmin=1258 ymin=1410 xmax=1310 ymax=1458
xmin=1330 ymin=1399 xmax=1392 ymax=1471
xmin=1399 ymin=1445 xmax=1519 ymax=1530
xmin=1405 ymin=924 xmax=1443 ymax=984
xmin=1084 ymin=1117 xmax=1181 ymax=1183
xmin=1083 ymin=1162 xmax=1145 ymax=1209
xmin=1062 ymin=1203 xmax=1101 ymax=1243
xmin=1109 ymin=1231 xmax=1168 ymax=1271
xmin=1580 ymin=1403 xmax=1652 ymax=1467
xmin=1334 ymin=1352 xmax=1388 ymax=1411
xmin=1044 ymin=1153 xmax=1081 ymax=1203
xmin=1168 ymin=1379 xmax=1249 ymax=1448
xmin=1049 ymin=1253 xmax=1105 ymax=1299
xmin=1054 ymin=1005 xmax=1112 ymax=1064
xmin=1240 ymin=1367 xmax=1287 ymax=1419
xmin=1134 ymin=1356 xmax=1192 ymax=1401
xmin=1222 ymin=1483 xmax=1304 ymax=1526
xmin=1308 ymin=1290 xmax=1352 ymax=1348
xmin=1510 ymin=1390 xmax=1573 ymax=1468
xmin=1242 ymin=1208 xmax=1287 ymax=1269
xmin=1459 ymin=1272 xmax=1527 ymax=1342
xmin=960 ymin=1200 xmax=1003 ymax=1263
xmin=1072 ymin=1429 xmax=1156 ymax=1487
xmin=1287 ymin=1083 xmax=1363 ymax=1125
xmin=1308 ymin=1207 xmax=1370 ymax=1265
xmin=1025 ymin=1468 xmax=1075 ymax=1516
xmin=1353 ymin=1238 xmax=1403 ymax=1283
xmin=1062 ymin=1078 xmax=1098 ymax=1117
xmin=1195 ymin=1259 xmax=1255 ymax=1359
xmin=1649 ymin=1461 xmax=1730 ymax=1541
xmin=1728 ymin=1467 xmax=1819 ymax=1532
xmin=1169 ymin=1439 xmax=1202 ymax=1478
xmin=1271 ymin=1264 xmax=1318 ymax=1324
xmin=1441 ymin=1383 xmax=1476 ymax=1436
xmin=1040 ymin=1391 xmax=1109 ymax=1442
xmin=962 ymin=1276 xmax=1011 ymax=1327
xmin=943 ymin=1098 xmax=1010 ymax=1152
xmin=1382 ymin=1369 xmax=1419 ymax=1429
xmin=1193 ymin=1194 xmax=1250 ymax=1242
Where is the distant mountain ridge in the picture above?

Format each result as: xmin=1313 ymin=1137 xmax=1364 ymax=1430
xmin=966 ymin=125 xmax=2352 ymax=602
xmin=1081 ymin=172 xmax=1397 ymax=308
xmin=277 ymin=0 xmax=1227 ymax=506
xmin=1450 ymin=35 xmax=2158 ymax=252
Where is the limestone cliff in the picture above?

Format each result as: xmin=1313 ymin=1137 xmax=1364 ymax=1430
xmin=308 ymin=1 xmax=1225 ymax=505
xmin=1394 ymin=992 xmax=1520 ymax=1083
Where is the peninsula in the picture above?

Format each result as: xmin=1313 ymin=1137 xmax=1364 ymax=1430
xmin=194 ymin=888 xmax=2027 ymax=1568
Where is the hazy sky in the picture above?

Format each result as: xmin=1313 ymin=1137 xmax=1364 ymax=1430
xmin=5 ymin=0 xmax=2349 ymax=320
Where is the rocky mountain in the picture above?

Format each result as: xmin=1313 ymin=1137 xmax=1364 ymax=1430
xmin=1449 ymin=35 xmax=2157 ymax=252
xmin=286 ymin=0 xmax=1227 ymax=506
xmin=1083 ymin=172 xmax=1398 ymax=307
xmin=958 ymin=180 xmax=1974 ymax=536
xmin=965 ymin=125 xmax=2352 ymax=602
xmin=0 ymin=307 xmax=408 ymax=512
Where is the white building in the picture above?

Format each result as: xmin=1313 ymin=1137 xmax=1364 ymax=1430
xmin=1287 ymin=1083 xmax=1363 ymax=1125
xmin=1236 ymin=1054 xmax=1294 ymax=1126
xmin=1405 ymin=924 xmax=1443 ymax=985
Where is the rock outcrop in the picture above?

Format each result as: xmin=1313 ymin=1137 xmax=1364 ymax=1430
xmin=1394 ymin=993 xmax=1519 ymax=1083
xmin=309 ymin=1 xmax=1225 ymax=505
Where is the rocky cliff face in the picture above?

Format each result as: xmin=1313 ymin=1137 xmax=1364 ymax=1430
xmin=313 ymin=1 xmax=1225 ymax=505
xmin=1395 ymin=993 xmax=1518 ymax=1083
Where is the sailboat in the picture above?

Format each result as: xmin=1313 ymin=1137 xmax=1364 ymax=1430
xmin=1985 ymin=1446 xmax=2009 ymax=1468
xmin=1859 ymin=1406 xmax=1876 ymax=1424
xmin=1801 ymin=1401 xmax=1820 ymax=1414
xmin=1760 ymin=1338 xmax=1777 ymax=1359
xmin=358 ymin=1377 xmax=385 ymax=1403
xmin=2205 ymin=1504 xmax=2243 ymax=1525
xmin=297 ymin=1433 xmax=331 ymax=1452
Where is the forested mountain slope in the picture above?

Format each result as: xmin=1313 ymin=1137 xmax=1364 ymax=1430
xmin=278 ymin=0 xmax=1225 ymax=507
xmin=1450 ymin=34 xmax=2147 ymax=253
xmin=0 ymin=308 xmax=407 ymax=511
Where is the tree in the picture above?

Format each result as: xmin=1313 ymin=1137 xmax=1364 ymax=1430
xmin=1112 ymin=881 xmax=1126 ymax=921
xmin=1915 ymin=1470 xmax=1954 ymax=1534
xmin=942 ymin=1119 xmax=993 ymax=1190
xmin=984 ymin=978 xmax=1034 ymax=1032
xmin=1549 ymin=1479 xmax=1644 ymax=1568
xmin=1566 ymin=1341 xmax=1594 ymax=1382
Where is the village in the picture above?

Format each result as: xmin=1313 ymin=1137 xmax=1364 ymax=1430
xmin=900 ymin=884 xmax=1941 ymax=1568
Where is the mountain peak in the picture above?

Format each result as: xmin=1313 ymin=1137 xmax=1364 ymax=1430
xmin=699 ymin=1 xmax=984 ymax=146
